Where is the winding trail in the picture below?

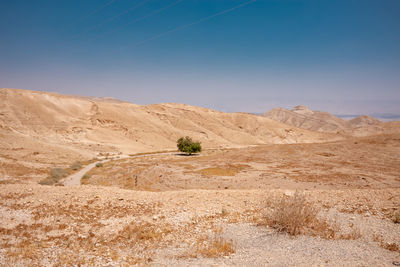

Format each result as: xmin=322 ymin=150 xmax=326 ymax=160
xmin=63 ymin=159 xmax=110 ymax=186
xmin=62 ymin=152 xmax=177 ymax=186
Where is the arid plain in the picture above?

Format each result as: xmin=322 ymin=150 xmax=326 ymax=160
xmin=1 ymin=88 xmax=400 ymax=266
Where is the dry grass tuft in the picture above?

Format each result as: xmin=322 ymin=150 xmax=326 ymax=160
xmin=198 ymin=236 xmax=235 ymax=257
xmin=337 ymin=228 xmax=361 ymax=240
xmin=187 ymin=234 xmax=235 ymax=258
xmin=374 ymin=234 xmax=400 ymax=252
xmin=114 ymin=222 xmax=171 ymax=245
xmin=381 ymin=242 xmax=400 ymax=252
xmin=260 ymin=192 xmax=335 ymax=238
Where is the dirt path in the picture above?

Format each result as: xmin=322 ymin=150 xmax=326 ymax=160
xmin=63 ymin=152 xmax=177 ymax=186
xmin=63 ymin=160 xmax=109 ymax=186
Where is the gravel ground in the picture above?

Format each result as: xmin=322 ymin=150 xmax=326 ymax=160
xmin=156 ymin=223 xmax=399 ymax=266
xmin=0 ymin=184 xmax=399 ymax=266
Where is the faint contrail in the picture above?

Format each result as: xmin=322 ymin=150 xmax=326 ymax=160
xmin=64 ymin=0 xmax=117 ymax=29
xmin=93 ymin=0 xmax=184 ymax=41
xmin=72 ymin=0 xmax=151 ymax=39
xmin=130 ymin=0 xmax=256 ymax=48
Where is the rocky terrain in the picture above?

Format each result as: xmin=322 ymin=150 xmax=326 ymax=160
xmin=0 ymin=88 xmax=399 ymax=266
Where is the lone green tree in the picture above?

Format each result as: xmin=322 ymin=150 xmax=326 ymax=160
xmin=177 ymin=136 xmax=202 ymax=155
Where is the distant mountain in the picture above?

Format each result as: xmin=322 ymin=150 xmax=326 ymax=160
xmin=262 ymin=105 xmax=350 ymax=133
xmin=336 ymin=113 xmax=400 ymax=122
xmin=261 ymin=105 xmax=396 ymax=136
xmin=348 ymin=115 xmax=382 ymax=128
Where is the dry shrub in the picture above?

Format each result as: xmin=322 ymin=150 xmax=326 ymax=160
xmin=188 ymin=234 xmax=235 ymax=258
xmin=262 ymin=192 xmax=335 ymax=238
xmin=115 ymin=222 xmax=170 ymax=244
xmin=50 ymin=168 xmax=68 ymax=180
xmin=338 ymin=228 xmax=361 ymax=240
xmin=374 ymin=234 xmax=400 ymax=252
xmin=38 ymin=177 xmax=54 ymax=185
xmin=81 ymin=174 xmax=91 ymax=185
xmin=383 ymin=243 xmax=400 ymax=252
xmin=39 ymin=167 xmax=68 ymax=185
xmin=381 ymin=242 xmax=400 ymax=252
xmin=70 ymin=161 xmax=82 ymax=171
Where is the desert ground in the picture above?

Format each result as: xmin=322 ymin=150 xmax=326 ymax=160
xmin=1 ymin=88 xmax=400 ymax=266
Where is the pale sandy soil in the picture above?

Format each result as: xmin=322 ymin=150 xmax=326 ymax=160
xmin=0 ymin=185 xmax=399 ymax=266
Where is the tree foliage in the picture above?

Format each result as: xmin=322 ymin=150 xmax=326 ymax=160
xmin=177 ymin=136 xmax=202 ymax=155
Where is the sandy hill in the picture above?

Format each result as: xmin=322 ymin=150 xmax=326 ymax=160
xmin=348 ymin=115 xmax=382 ymax=128
xmin=0 ymin=88 xmax=340 ymax=166
xmin=261 ymin=105 xmax=397 ymax=136
xmin=263 ymin=105 xmax=349 ymax=133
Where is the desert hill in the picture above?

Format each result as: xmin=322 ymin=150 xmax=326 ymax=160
xmin=0 ymin=88 xmax=338 ymax=167
xmin=348 ymin=115 xmax=382 ymax=127
xmin=262 ymin=105 xmax=396 ymax=136
xmin=262 ymin=105 xmax=349 ymax=133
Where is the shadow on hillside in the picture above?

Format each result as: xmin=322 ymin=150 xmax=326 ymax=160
xmin=175 ymin=153 xmax=200 ymax=157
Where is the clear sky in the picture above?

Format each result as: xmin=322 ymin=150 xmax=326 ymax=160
xmin=1 ymin=0 xmax=399 ymax=115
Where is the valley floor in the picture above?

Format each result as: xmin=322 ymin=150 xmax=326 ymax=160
xmin=0 ymin=134 xmax=400 ymax=266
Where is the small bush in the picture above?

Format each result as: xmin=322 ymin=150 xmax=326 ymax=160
xmin=95 ymin=162 xmax=104 ymax=168
xmin=177 ymin=136 xmax=201 ymax=155
xmin=261 ymin=192 xmax=335 ymax=238
xmin=185 ymin=234 xmax=235 ymax=258
xmin=115 ymin=222 xmax=168 ymax=244
xmin=70 ymin=161 xmax=82 ymax=171
xmin=269 ymin=192 xmax=317 ymax=235
xmin=50 ymin=168 xmax=68 ymax=180
xmin=81 ymin=174 xmax=91 ymax=185
xmin=39 ymin=168 xmax=68 ymax=185
xmin=38 ymin=177 xmax=55 ymax=185
xmin=196 ymin=236 xmax=235 ymax=258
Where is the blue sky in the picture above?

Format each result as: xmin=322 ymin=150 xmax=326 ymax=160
xmin=1 ymin=0 xmax=399 ymax=115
